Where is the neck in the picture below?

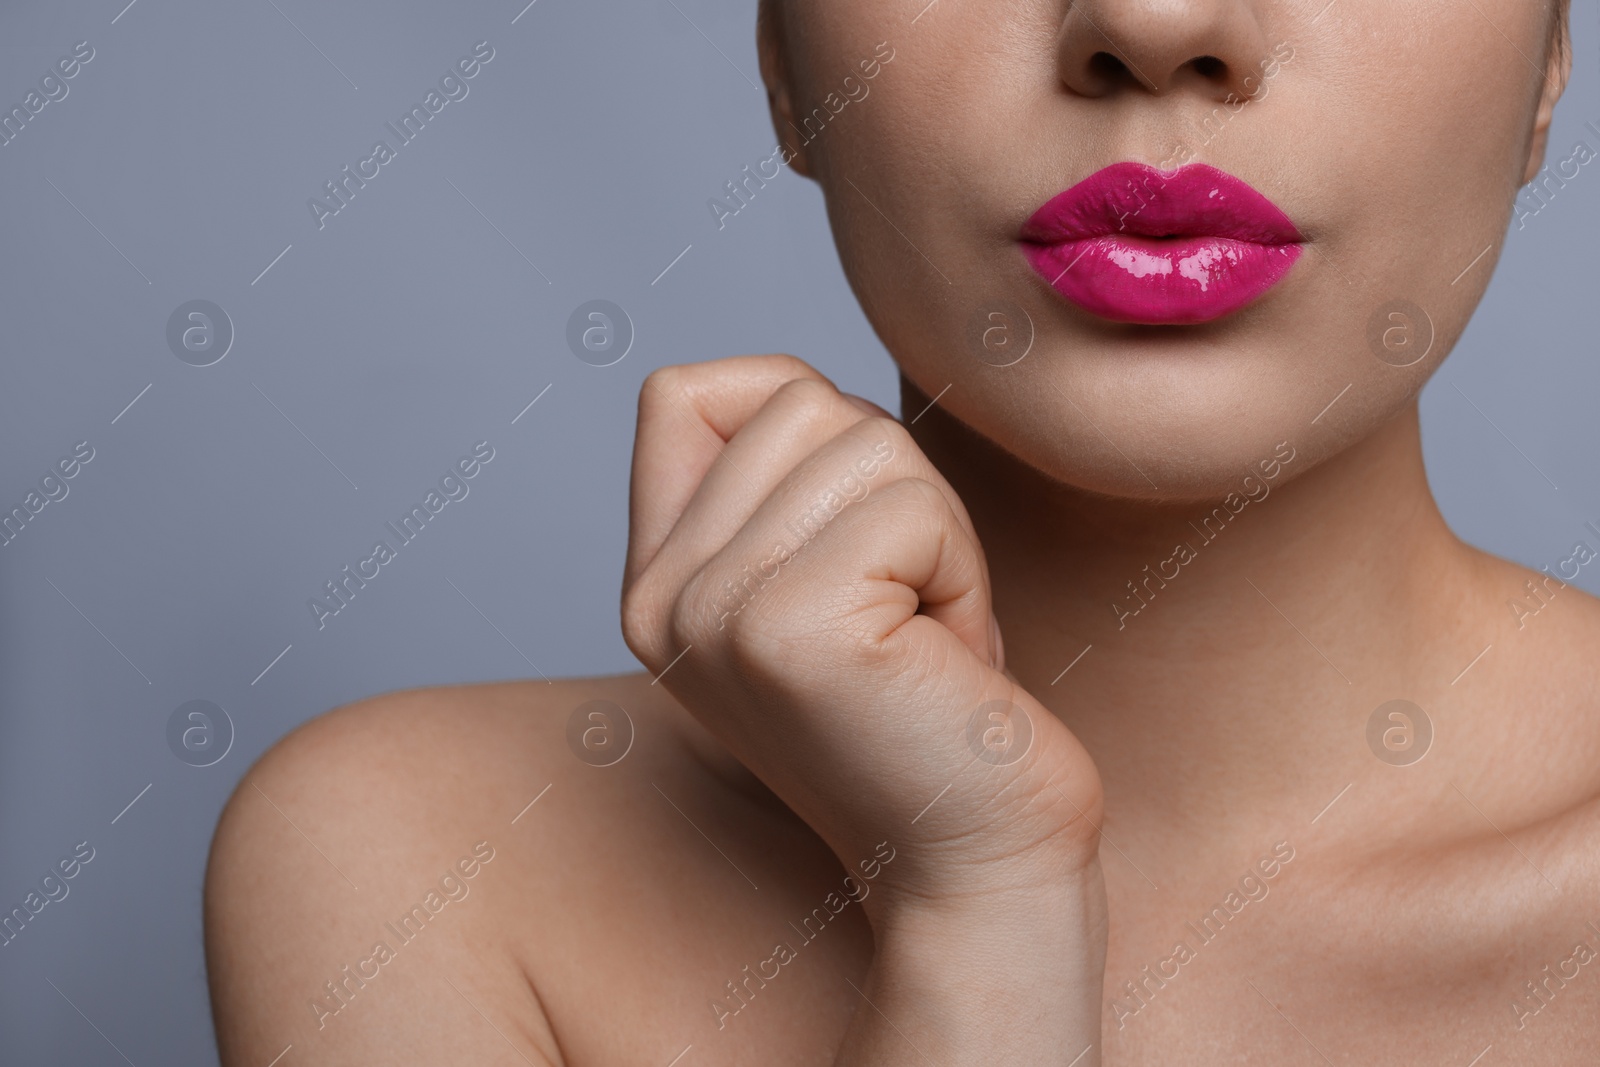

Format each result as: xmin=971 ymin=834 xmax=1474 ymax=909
xmin=903 ymin=373 xmax=1485 ymax=860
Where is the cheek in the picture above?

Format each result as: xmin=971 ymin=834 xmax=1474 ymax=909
xmin=1320 ymin=2 xmax=1536 ymax=241
xmin=1300 ymin=0 xmax=1549 ymax=406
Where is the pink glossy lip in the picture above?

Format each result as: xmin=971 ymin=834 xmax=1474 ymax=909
xmin=1020 ymin=162 xmax=1303 ymax=325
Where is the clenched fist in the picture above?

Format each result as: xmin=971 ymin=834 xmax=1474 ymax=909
xmin=620 ymin=354 xmax=1109 ymax=1065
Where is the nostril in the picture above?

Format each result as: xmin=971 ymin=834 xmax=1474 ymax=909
xmin=1087 ymin=51 xmax=1131 ymax=85
xmin=1192 ymin=55 xmax=1226 ymax=79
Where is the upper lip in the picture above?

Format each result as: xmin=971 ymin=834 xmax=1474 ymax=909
xmin=1020 ymin=162 xmax=1302 ymax=246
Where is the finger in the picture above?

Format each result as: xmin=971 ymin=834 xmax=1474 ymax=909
xmin=635 ymin=411 xmax=994 ymax=670
xmin=624 ymin=354 xmax=826 ymax=593
xmin=626 ymin=368 xmax=988 ymax=659
xmin=635 ymin=378 xmax=892 ymax=615
xmin=812 ymin=476 xmax=993 ymax=668
xmin=684 ymin=425 xmax=995 ymax=670
xmin=840 ymin=391 xmax=894 ymax=419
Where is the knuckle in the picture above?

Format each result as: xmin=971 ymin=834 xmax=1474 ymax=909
xmin=668 ymin=567 xmax=733 ymax=651
xmin=771 ymin=375 xmax=837 ymax=412
xmin=751 ymin=352 xmax=818 ymax=379
xmin=619 ymin=576 xmax=669 ymax=665
xmin=768 ymin=377 xmax=861 ymax=435
xmin=848 ymin=415 xmax=914 ymax=458
xmin=640 ymin=355 xmax=821 ymax=418
xmin=638 ymin=363 xmax=689 ymax=409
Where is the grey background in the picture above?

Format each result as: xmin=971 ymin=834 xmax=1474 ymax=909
xmin=0 ymin=1 xmax=1593 ymax=1062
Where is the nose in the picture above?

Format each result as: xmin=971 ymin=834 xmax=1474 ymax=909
xmin=1057 ymin=0 xmax=1273 ymax=100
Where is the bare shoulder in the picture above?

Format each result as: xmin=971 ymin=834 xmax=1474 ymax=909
xmin=1468 ymin=551 xmax=1600 ymax=798
xmin=207 ymin=672 xmax=694 ymax=866
xmin=1326 ymin=552 xmax=1600 ymax=1060
xmin=204 ymin=673 xmax=854 ymax=1067
xmin=202 ymin=672 xmax=724 ymax=1065
xmin=1449 ymin=551 xmax=1600 ymax=883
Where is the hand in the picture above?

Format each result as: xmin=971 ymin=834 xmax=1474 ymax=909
xmin=621 ymin=355 xmax=1108 ymax=1064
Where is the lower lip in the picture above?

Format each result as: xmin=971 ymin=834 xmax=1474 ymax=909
xmin=1023 ymin=235 xmax=1302 ymax=326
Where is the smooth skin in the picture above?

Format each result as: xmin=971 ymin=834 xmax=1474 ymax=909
xmin=206 ymin=1 xmax=1596 ymax=1063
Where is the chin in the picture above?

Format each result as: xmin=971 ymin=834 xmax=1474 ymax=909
xmin=1030 ymin=433 xmax=1309 ymax=506
xmin=919 ymin=338 xmax=1345 ymax=505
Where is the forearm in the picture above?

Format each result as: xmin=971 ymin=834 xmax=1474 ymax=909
xmin=834 ymin=867 xmax=1107 ymax=1066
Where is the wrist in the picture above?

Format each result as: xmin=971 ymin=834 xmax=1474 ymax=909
xmin=842 ymin=868 xmax=1108 ymax=1065
xmin=861 ymin=818 xmax=1106 ymax=924
xmin=872 ymin=861 xmax=1107 ymax=975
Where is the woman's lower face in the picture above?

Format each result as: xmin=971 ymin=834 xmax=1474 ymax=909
xmin=763 ymin=0 xmax=1568 ymax=500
